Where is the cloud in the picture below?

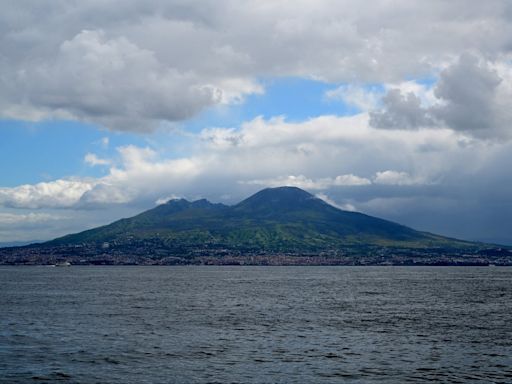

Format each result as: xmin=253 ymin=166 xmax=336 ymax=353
xmin=200 ymin=127 xmax=242 ymax=149
xmin=2 ymin=111 xmax=512 ymax=242
xmin=0 ymin=212 xmax=63 ymax=225
xmin=373 ymin=170 xmax=427 ymax=186
xmin=0 ymin=114 xmax=462 ymax=210
xmin=0 ymin=112 xmax=473 ymax=208
xmin=315 ymin=193 xmax=357 ymax=211
xmin=369 ymin=54 xmax=512 ymax=138
xmin=84 ymin=153 xmax=110 ymax=166
xmin=2 ymin=2 xmax=512 ymax=131
xmin=0 ymin=144 xmax=203 ymax=210
xmin=0 ymin=180 xmax=96 ymax=209
xmin=369 ymin=89 xmax=435 ymax=129
xmin=242 ymin=174 xmax=371 ymax=190
xmin=78 ymin=145 xmax=202 ymax=206
xmin=7 ymin=30 xmax=225 ymax=131
xmin=100 ymin=137 xmax=110 ymax=148
xmin=0 ymin=211 xmax=66 ymax=243
xmin=333 ymin=174 xmax=372 ymax=186
xmin=431 ymin=53 xmax=506 ymax=137
xmin=155 ymin=194 xmax=182 ymax=205
xmin=325 ymin=85 xmax=382 ymax=111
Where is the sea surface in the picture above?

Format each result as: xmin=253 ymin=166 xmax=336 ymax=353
xmin=0 ymin=266 xmax=511 ymax=383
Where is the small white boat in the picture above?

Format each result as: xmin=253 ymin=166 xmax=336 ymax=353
xmin=55 ymin=261 xmax=71 ymax=267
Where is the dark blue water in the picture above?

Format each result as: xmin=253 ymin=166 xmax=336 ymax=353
xmin=1 ymin=266 xmax=511 ymax=383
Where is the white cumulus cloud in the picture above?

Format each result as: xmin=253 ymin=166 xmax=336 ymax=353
xmin=0 ymin=180 xmax=96 ymax=209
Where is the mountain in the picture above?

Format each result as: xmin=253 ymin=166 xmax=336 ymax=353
xmin=2 ymin=187 xmax=509 ymax=265
xmin=48 ymin=186 xmax=465 ymax=250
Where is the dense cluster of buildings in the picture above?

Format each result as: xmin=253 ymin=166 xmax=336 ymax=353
xmin=1 ymin=242 xmax=510 ymax=266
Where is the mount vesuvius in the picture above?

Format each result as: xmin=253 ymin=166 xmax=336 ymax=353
xmin=1 ymin=187 xmax=509 ymax=265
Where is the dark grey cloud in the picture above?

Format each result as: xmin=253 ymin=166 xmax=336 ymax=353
xmin=431 ymin=54 xmax=503 ymax=135
xmin=369 ymin=89 xmax=434 ymax=129
xmin=370 ymin=53 xmax=512 ymax=138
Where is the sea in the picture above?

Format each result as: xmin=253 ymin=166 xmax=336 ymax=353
xmin=0 ymin=266 xmax=511 ymax=383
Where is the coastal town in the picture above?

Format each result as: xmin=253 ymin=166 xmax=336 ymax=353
xmin=1 ymin=240 xmax=511 ymax=266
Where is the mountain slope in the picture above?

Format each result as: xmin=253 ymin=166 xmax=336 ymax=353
xmin=46 ymin=186 xmax=472 ymax=252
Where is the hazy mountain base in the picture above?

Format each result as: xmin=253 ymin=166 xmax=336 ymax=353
xmin=1 ymin=187 xmax=511 ymax=265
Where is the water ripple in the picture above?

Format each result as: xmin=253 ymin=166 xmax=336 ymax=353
xmin=0 ymin=266 xmax=511 ymax=383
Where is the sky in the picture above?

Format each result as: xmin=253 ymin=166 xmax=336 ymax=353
xmin=2 ymin=1 xmax=512 ymax=245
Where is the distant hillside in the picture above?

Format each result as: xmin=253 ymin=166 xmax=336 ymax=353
xmin=0 ymin=240 xmax=42 ymax=248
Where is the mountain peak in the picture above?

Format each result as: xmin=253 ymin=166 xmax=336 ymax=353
xmin=255 ymin=186 xmax=314 ymax=198
xmin=265 ymin=185 xmax=312 ymax=194
xmin=235 ymin=186 xmax=321 ymax=212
